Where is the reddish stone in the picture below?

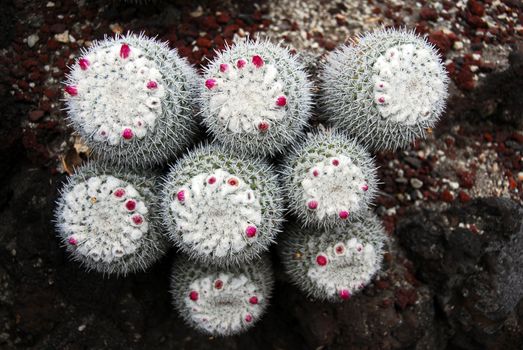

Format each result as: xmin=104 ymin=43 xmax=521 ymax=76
xmin=29 ymin=71 xmax=41 ymax=81
xmin=324 ymin=40 xmax=336 ymax=51
xmin=440 ymin=189 xmax=454 ymax=203
xmin=177 ymin=46 xmax=192 ymax=59
xmin=375 ymin=280 xmax=390 ymax=290
xmin=456 ymin=66 xmax=476 ymax=91
xmin=420 ymin=7 xmax=438 ymax=21
xmin=382 ymin=216 xmax=395 ymax=235
xmin=457 ymin=171 xmax=475 ymax=189
xmin=55 ymin=58 xmax=66 ymax=70
xmin=404 ymin=270 xmax=419 ymax=286
xmin=47 ymin=39 xmax=60 ymax=50
xmin=44 ymin=88 xmax=56 ymax=99
xmin=508 ymin=176 xmax=517 ymax=191
xmin=234 ymin=19 xmax=245 ymax=27
xmin=511 ymin=132 xmax=523 ymax=143
xmin=467 ymin=0 xmax=485 ymax=16
xmin=29 ymin=110 xmax=45 ymax=122
xmin=22 ymin=59 xmax=38 ymax=69
xmin=469 ymin=223 xmax=479 ymax=234
xmin=465 ymin=13 xmax=487 ymax=28
xmin=395 ymin=288 xmax=418 ymax=310
xmin=222 ymin=24 xmax=239 ymax=38
xmin=49 ymin=23 xmax=66 ymax=34
xmin=458 ymin=191 xmax=471 ymax=203
xmin=201 ymin=15 xmax=219 ymax=30
xmin=17 ymin=80 xmax=29 ymax=90
xmin=39 ymin=101 xmax=51 ymax=112
xmin=446 ymin=62 xmax=457 ymax=77
xmin=178 ymin=24 xmax=198 ymax=38
xmin=428 ymin=30 xmax=453 ymax=54
xmin=217 ymin=12 xmax=231 ymax=24
xmin=196 ymin=37 xmax=212 ymax=49
xmin=213 ymin=34 xmax=224 ymax=48
xmin=81 ymin=9 xmax=96 ymax=20
xmin=415 ymin=23 xmax=430 ymax=35
xmin=483 ymin=132 xmax=493 ymax=142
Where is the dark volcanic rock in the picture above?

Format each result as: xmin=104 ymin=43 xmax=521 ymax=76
xmin=473 ymin=41 xmax=523 ymax=127
xmin=396 ymin=198 xmax=523 ymax=350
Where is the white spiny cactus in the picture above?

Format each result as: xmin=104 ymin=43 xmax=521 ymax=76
xmin=281 ymin=129 xmax=378 ymax=228
xmin=63 ymin=33 xmax=199 ymax=169
xmin=321 ymin=28 xmax=449 ymax=150
xmin=170 ymin=255 xmax=274 ymax=336
xmin=279 ymin=213 xmax=387 ymax=302
xmin=160 ymin=144 xmax=284 ymax=266
xmin=200 ymin=39 xmax=313 ymax=157
xmin=54 ymin=163 xmax=167 ymax=275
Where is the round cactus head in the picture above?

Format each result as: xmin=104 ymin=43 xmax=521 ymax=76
xmin=281 ymin=129 xmax=378 ymax=228
xmin=171 ymin=255 xmax=274 ymax=336
xmin=161 ymin=144 xmax=284 ymax=266
xmin=279 ymin=214 xmax=387 ymax=302
xmin=54 ymin=163 xmax=166 ymax=275
xmin=200 ymin=39 xmax=312 ymax=157
xmin=63 ymin=33 xmax=199 ymax=169
xmin=321 ymin=28 xmax=449 ymax=150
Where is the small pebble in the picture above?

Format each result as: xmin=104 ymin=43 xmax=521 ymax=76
xmin=78 ymin=324 xmax=86 ymax=332
xmin=448 ymin=181 xmax=460 ymax=190
xmin=27 ymin=34 xmax=39 ymax=48
xmin=54 ymin=31 xmax=70 ymax=43
xmin=410 ymin=178 xmax=423 ymax=189
xmin=453 ymin=41 xmax=464 ymax=50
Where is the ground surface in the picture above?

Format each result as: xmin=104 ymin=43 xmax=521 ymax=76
xmin=1 ymin=0 xmax=523 ymax=349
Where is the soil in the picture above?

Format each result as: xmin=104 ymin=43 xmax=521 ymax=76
xmin=1 ymin=0 xmax=522 ymax=349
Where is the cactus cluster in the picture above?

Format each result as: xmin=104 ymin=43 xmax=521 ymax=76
xmin=200 ymin=39 xmax=313 ymax=157
xmin=279 ymin=214 xmax=387 ymax=302
xmin=160 ymin=144 xmax=284 ymax=266
xmin=54 ymin=163 xmax=166 ymax=275
xmin=171 ymin=256 xmax=274 ymax=336
xmin=55 ymin=27 xmax=447 ymax=336
xmin=321 ymin=28 xmax=448 ymax=150
xmin=64 ymin=33 xmax=199 ymax=169
xmin=281 ymin=130 xmax=378 ymax=228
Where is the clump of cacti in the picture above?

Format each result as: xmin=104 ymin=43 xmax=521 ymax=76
xmin=54 ymin=163 xmax=166 ymax=275
xmin=170 ymin=255 xmax=274 ymax=336
xmin=199 ymin=39 xmax=313 ymax=157
xmin=281 ymin=129 xmax=378 ymax=228
xmin=279 ymin=213 xmax=387 ymax=302
xmin=63 ymin=33 xmax=199 ymax=169
xmin=53 ymin=26 xmax=449 ymax=335
xmin=321 ymin=28 xmax=449 ymax=150
xmin=160 ymin=144 xmax=284 ymax=266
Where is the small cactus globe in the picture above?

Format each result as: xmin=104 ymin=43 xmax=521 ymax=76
xmin=281 ymin=130 xmax=378 ymax=227
xmin=200 ymin=39 xmax=312 ymax=157
xmin=321 ymin=28 xmax=449 ymax=150
xmin=63 ymin=33 xmax=199 ymax=169
xmin=171 ymin=256 xmax=274 ymax=336
xmin=161 ymin=144 xmax=284 ymax=266
xmin=54 ymin=163 xmax=166 ymax=275
xmin=279 ymin=214 xmax=387 ymax=302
